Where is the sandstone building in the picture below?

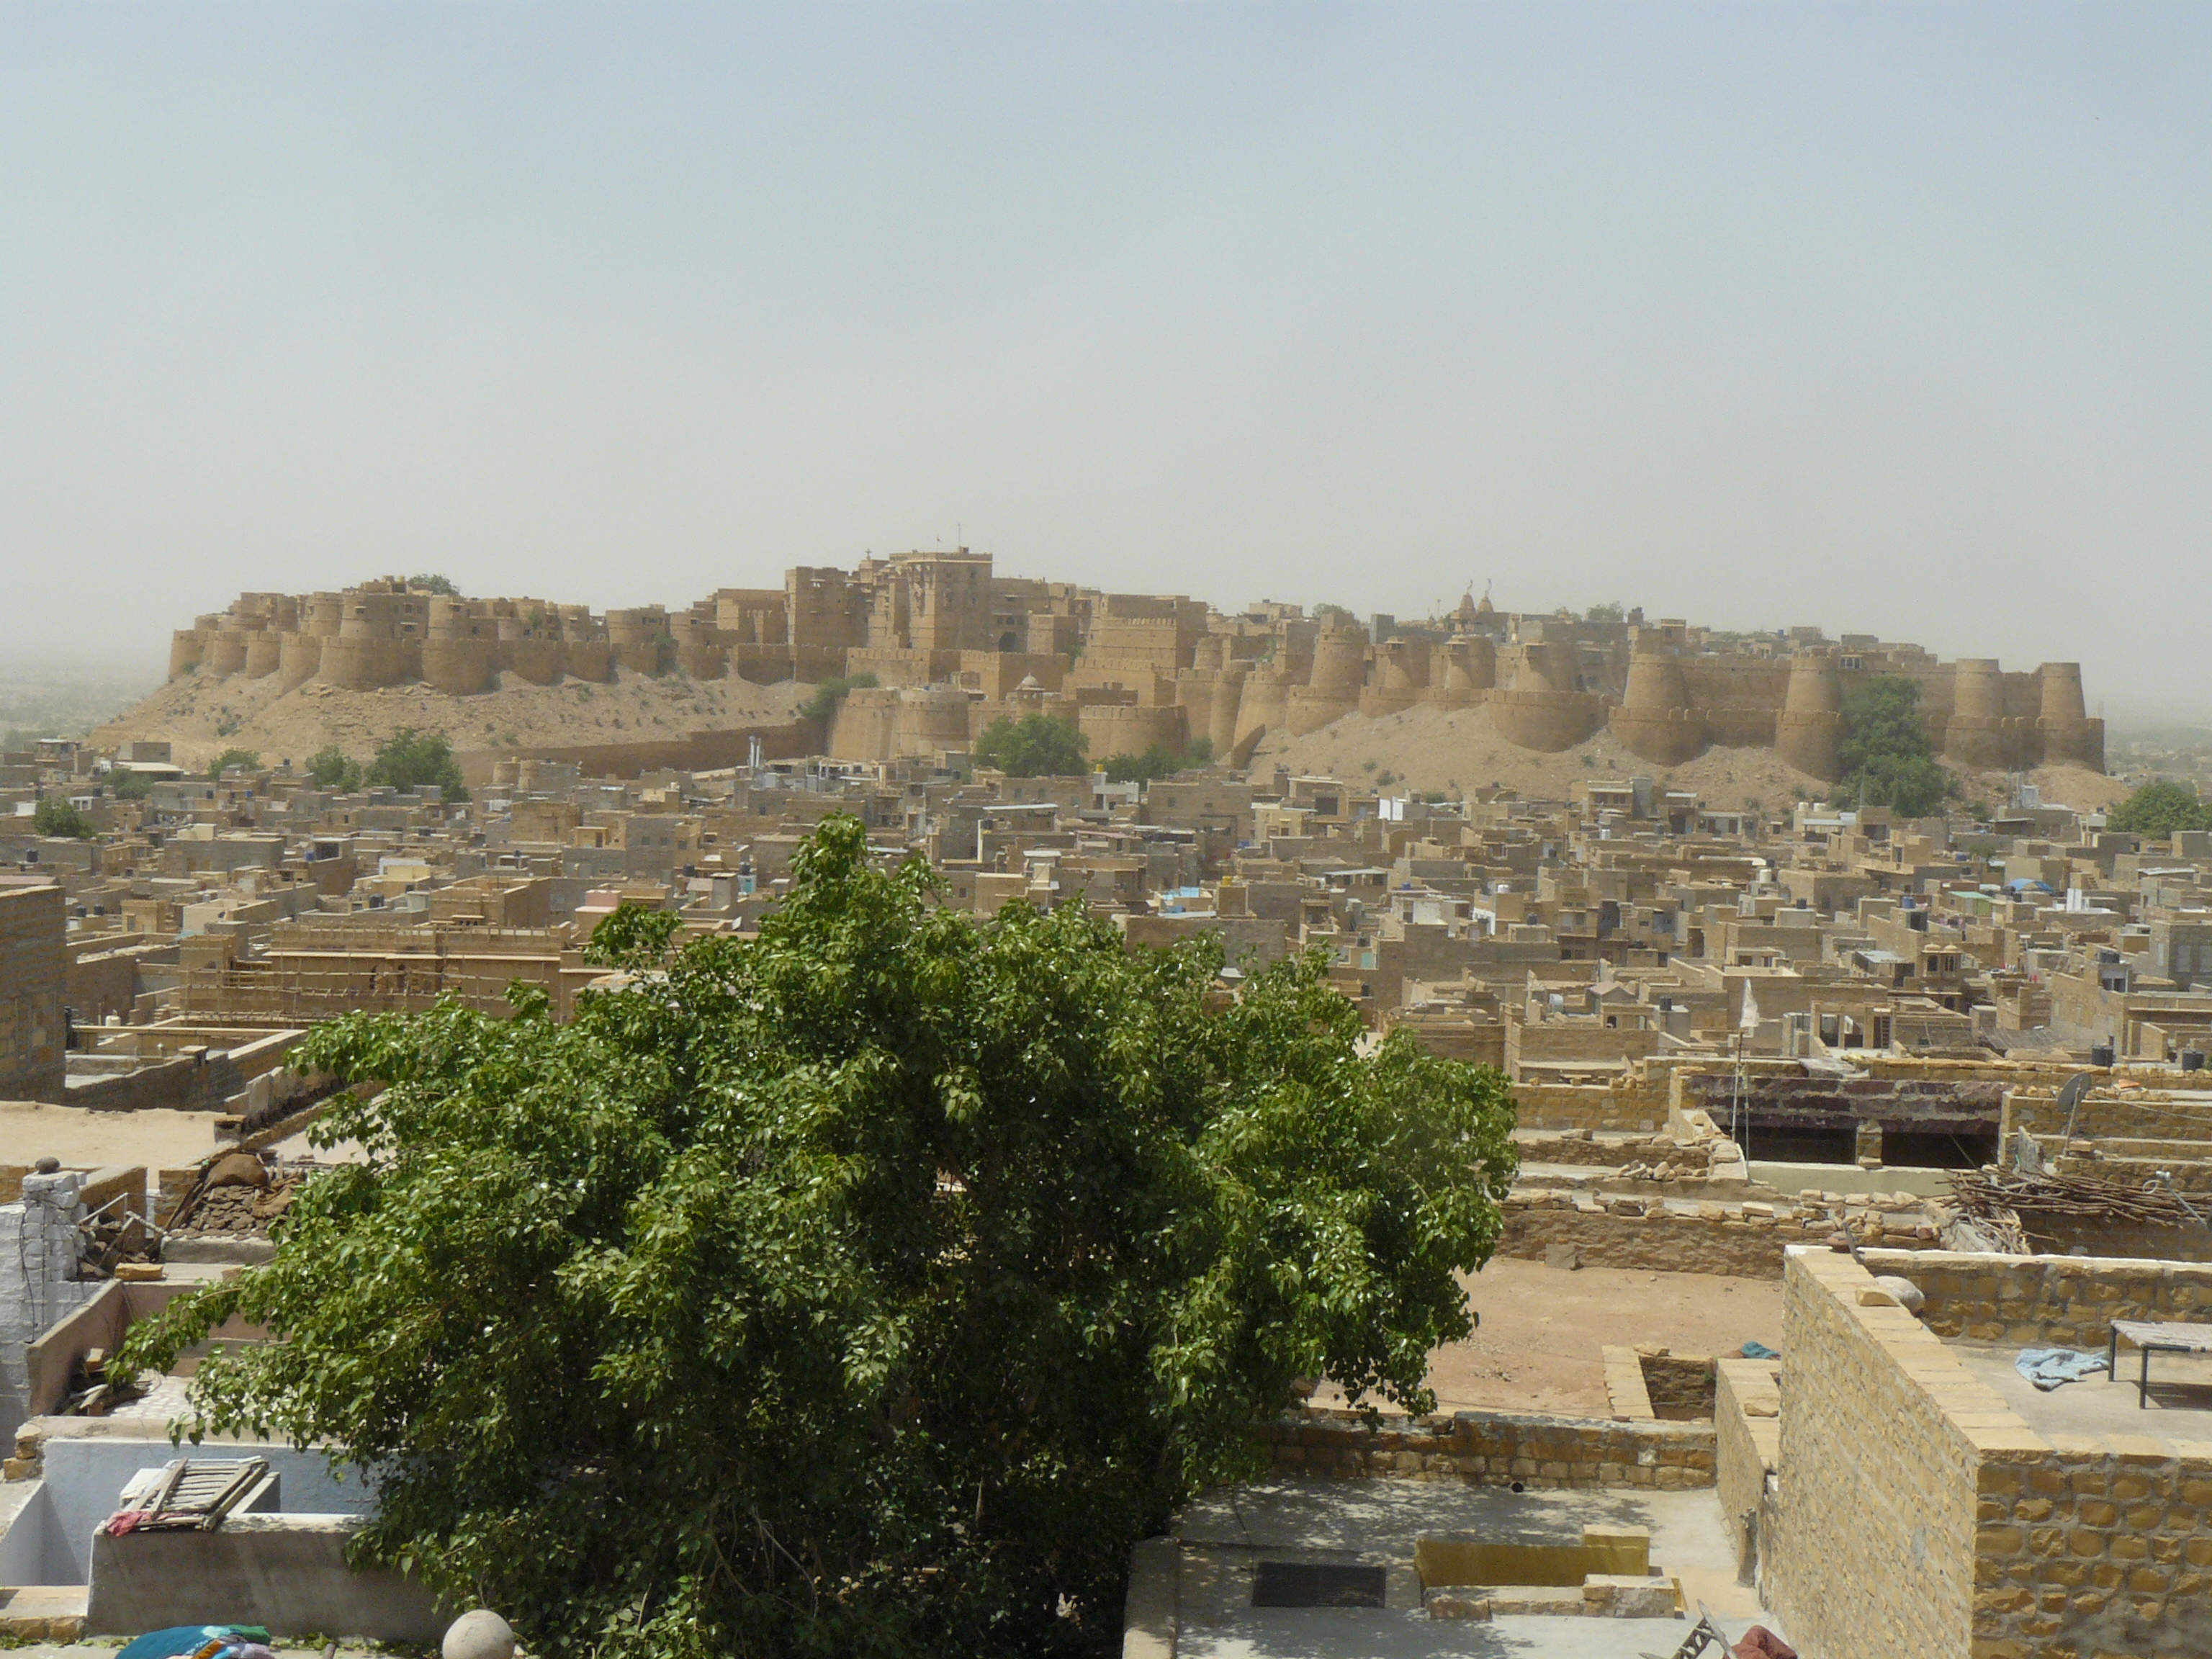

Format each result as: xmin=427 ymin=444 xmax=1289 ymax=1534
xmin=167 ymin=561 xmax=2105 ymax=777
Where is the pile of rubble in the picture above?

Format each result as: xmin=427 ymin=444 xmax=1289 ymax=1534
xmin=165 ymin=1151 xmax=304 ymax=1241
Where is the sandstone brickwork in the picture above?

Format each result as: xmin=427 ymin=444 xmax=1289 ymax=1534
xmin=1772 ymin=1247 xmax=2212 ymax=1659
xmin=1263 ymin=1405 xmax=1716 ymax=1491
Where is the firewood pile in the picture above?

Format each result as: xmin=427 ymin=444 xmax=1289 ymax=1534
xmin=1946 ymin=1167 xmax=2200 ymax=1256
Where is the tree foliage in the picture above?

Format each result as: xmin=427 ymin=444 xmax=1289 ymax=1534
xmin=973 ymin=713 xmax=1089 ymax=778
xmin=409 ymin=573 xmax=462 ymax=596
xmin=32 ymin=796 xmax=94 ymax=838
xmin=2108 ymin=781 xmax=2212 ymax=839
xmin=366 ymin=728 xmax=468 ymax=801
xmin=108 ymin=769 xmax=154 ymax=801
xmin=1582 ymin=601 xmax=1626 ymax=624
xmin=1836 ymin=677 xmax=1955 ymax=819
xmin=797 ymin=673 xmax=879 ymax=727
xmin=583 ymin=901 xmax=683 ymax=969
xmin=207 ymin=747 xmax=261 ymax=780
xmin=1101 ymin=737 xmax=1215 ymax=785
xmin=306 ymin=744 xmax=364 ymax=793
xmin=120 ymin=815 xmax=1515 ymax=1659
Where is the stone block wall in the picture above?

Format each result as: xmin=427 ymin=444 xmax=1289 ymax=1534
xmin=1262 ymin=1406 xmax=1714 ymax=1491
xmin=1496 ymin=1190 xmax=1941 ymax=1278
xmin=1516 ymin=1129 xmax=1706 ymax=1169
xmin=1769 ymin=1249 xmax=1986 ymax=1657
xmin=1 ymin=1172 xmax=96 ymax=1440
xmin=1866 ymin=1248 xmax=2212 ymax=1349
xmin=1512 ymin=1079 xmax=1668 ymax=1133
xmin=0 ymin=884 xmax=66 ymax=1103
xmin=1714 ymin=1357 xmax=1779 ymax=1583
xmin=1972 ymin=1439 xmax=2212 ymax=1655
xmin=1769 ymin=1247 xmax=2212 ymax=1658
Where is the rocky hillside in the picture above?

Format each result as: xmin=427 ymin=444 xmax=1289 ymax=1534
xmin=1249 ymin=704 xmax=2131 ymax=814
xmin=91 ymin=666 xmax=811 ymax=774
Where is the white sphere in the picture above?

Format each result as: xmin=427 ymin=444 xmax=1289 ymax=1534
xmin=443 ymin=1609 xmax=516 ymax=1659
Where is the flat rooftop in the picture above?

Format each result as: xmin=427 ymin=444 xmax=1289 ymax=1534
xmin=1166 ymin=1477 xmax=1781 ymax=1658
xmin=1949 ymin=1339 xmax=2212 ymax=1444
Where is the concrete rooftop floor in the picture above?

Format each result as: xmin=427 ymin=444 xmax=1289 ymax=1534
xmin=1951 ymin=1340 xmax=2212 ymax=1442
xmin=1169 ymin=1477 xmax=1781 ymax=1658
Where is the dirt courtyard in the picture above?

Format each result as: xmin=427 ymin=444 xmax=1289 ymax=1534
xmin=1312 ymin=1255 xmax=1785 ymax=1418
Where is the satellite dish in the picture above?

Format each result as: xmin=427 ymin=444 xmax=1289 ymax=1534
xmin=2058 ymin=1071 xmax=2095 ymax=1142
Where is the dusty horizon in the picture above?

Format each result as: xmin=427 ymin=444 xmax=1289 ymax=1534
xmin=6 ymin=4 xmax=2208 ymax=719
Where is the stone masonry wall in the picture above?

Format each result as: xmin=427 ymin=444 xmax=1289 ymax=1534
xmin=1973 ymin=1442 xmax=2212 ymax=1655
xmin=1771 ymin=1248 xmax=2212 ymax=1658
xmin=1865 ymin=1248 xmax=2212 ymax=1349
xmin=1 ymin=1172 xmax=96 ymax=1442
xmin=1262 ymin=1406 xmax=1714 ymax=1491
xmin=1497 ymin=1190 xmax=1941 ymax=1278
xmin=1512 ymin=1079 xmax=1670 ymax=1133
xmin=0 ymin=884 xmax=66 ymax=1102
xmin=1714 ymin=1357 xmax=1779 ymax=1583
xmin=1769 ymin=1249 xmax=1984 ymax=1658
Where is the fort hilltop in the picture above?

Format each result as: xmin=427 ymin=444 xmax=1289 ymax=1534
xmin=140 ymin=552 xmax=2105 ymax=787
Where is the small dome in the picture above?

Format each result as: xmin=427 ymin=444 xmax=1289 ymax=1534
xmin=1016 ymin=674 xmax=1043 ymax=691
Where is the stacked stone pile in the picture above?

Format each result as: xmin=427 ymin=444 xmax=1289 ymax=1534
xmin=1 ymin=1166 xmax=98 ymax=1421
xmin=168 ymin=1159 xmax=305 ymax=1238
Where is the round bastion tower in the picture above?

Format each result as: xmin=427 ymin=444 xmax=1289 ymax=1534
xmin=2034 ymin=662 xmax=2103 ymax=770
xmin=1773 ymin=650 xmax=1844 ymax=781
xmin=421 ymin=597 xmax=497 ymax=696
xmin=1429 ymin=634 xmax=1496 ymax=711
xmin=1359 ymin=637 xmax=1430 ymax=719
xmin=1485 ymin=640 xmax=1604 ymax=752
xmin=1285 ymin=626 xmax=1368 ymax=735
xmin=1606 ymin=641 xmax=1707 ymax=765
xmin=1943 ymin=658 xmax=2021 ymax=770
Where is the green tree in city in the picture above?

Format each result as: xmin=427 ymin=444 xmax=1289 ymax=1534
xmin=207 ymin=747 xmax=261 ymax=780
xmin=32 ymin=796 xmax=94 ymax=838
xmin=120 ymin=814 xmax=1516 ymax=1659
xmin=408 ymin=573 xmax=462 ymax=596
xmin=2107 ymin=781 xmax=2212 ymax=839
xmin=108 ymin=770 xmax=154 ymax=801
xmin=365 ymin=729 xmax=467 ymax=801
xmin=1835 ymin=677 xmax=1956 ymax=819
xmin=972 ymin=712 xmax=1089 ymax=778
xmin=305 ymin=745 xmax=364 ymax=792
xmin=796 ymin=672 xmax=879 ymax=726
xmin=1101 ymin=737 xmax=1215 ymax=784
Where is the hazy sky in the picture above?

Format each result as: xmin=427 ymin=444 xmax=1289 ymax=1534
xmin=5 ymin=4 xmax=2207 ymax=717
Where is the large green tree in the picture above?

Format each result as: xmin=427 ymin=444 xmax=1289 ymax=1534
xmin=972 ymin=713 xmax=1089 ymax=778
xmin=2107 ymin=781 xmax=2212 ymax=839
xmin=1836 ymin=677 xmax=1955 ymax=818
xmin=797 ymin=672 xmax=879 ymax=726
xmin=1101 ymin=737 xmax=1215 ymax=784
xmin=305 ymin=744 xmax=364 ymax=792
xmin=122 ymin=816 xmax=1514 ymax=1658
xmin=366 ymin=727 xmax=468 ymax=801
xmin=32 ymin=796 xmax=94 ymax=838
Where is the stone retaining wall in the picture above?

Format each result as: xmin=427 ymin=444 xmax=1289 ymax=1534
xmin=1498 ymin=1191 xmax=1941 ymax=1279
xmin=1518 ymin=1129 xmax=1711 ymax=1170
xmin=1863 ymin=1247 xmax=2212 ymax=1349
xmin=1262 ymin=1406 xmax=1714 ymax=1491
xmin=1512 ymin=1081 xmax=1668 ymax=1133
xmin=1771 ymin=1247 xmax=2212 ymax=1658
